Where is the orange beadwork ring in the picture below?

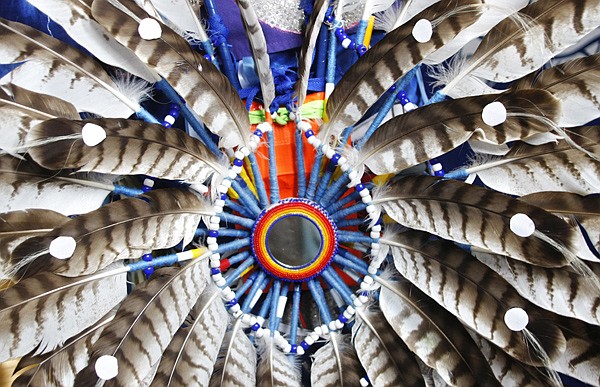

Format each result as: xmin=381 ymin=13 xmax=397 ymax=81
xmin=251 ymin=198 xmax=338 ymax=282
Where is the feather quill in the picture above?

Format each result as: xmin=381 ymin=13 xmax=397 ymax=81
xmin=74 ymin=262 xmax=208 ymax=386
xmin=0 ymin=265 xmax=127 ymax=362
xmin=374 ymin=175 xmax=577 ymax=268
xmin=295 ymin=0 xmax=328 ymax=112
xmin=26 ymin=117 xmax=227 ymax=186
xmin=513 ymin=53 xmax=600 ymax=127
xmin=209 ymin=318 xmax=257 ymax=387
xmin=357 ymin=89 xmax=560 ymax=175
xmin=0 ymin=155 xmax=111 ymax=216
xmin=384 ymin=232 xmax=567 ymax=367
xmin=378 ymin=278 xmax=500 ymax=386
xmin=352 ymin=307 xmax=425 ymax=387
xmin=440 ymin=0 xmax=600 ymax=98
xmin=25 ymin=0 xmax=159 ymax=82
xmin=150 ymin=285 xmax=228 ymax=387
xmin=310 ymin=332 xmax=363 ymax=387
xmin=11 ymin=188 xmax=211 ymax=276
xmin=91 ymin=0 xmax=251 ymax=148
xmin=0 ymin=18 xmax=145 ymax=118
xmin=235 ymin=0 xmax=275 ymax=111
xmin=320 ymin=0 xmax=483 ymax=141
xmin=12 ymin=311 xmax=115 ymax=387
xmin=256 ymin=336 xmax=301 ymax=387
xmin=471 ymin=126 xmax=600 ymax=196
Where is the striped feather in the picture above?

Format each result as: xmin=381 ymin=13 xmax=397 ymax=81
xmin=374 ymin=175 xmax=577 ymax=267
xmin=256 ymin=336 xmax=301 ymax=387
xmin=90 ymin=0 xmax=251 ymax=148
xmin=150 ymin=285 xmax=227 ymax=387
xmin=25 ymin=0 xmax=159 ymax=82
xmin=357 ymin=89 xmax=560 ymax=175
xmin=441 ymin=0 xmax=600 ymax=98
xmin=26 ymin=117 xmax=227 ymax=186
xmin=0 ymin=155 xmax=111 ymax=216
xmin=0 ymin=18 xmax=143 ymax=118
xmin=384 ymin=232 xmax=567 ymax=366
xmin=519 ymin=191 xmax=600 ymax=255
xmin=295 ymin=0 xmax=328 ymax=112
xmin=209 ymin=319 xmax=257 ymax=387
xmin=12 ymin=312 xmax=115 ymax=387
xmin=235 ymin=0 xmax=275 ymax=111
xmin=352 ymin=307 xmax=425 ymax=387
xmin=551 ymin=331 xmax=600 ymax=386
xmin=0 ymin=265 xmax=127 ymax=362
xmin=513 ymin=53 xmax=600 ymax=127
xmin=12 ymin=188 xmax=211 ymax=276
xmin=146 ymin=0 xmax=209 ymax=44
xmin=379 ymin=278 xmax=500 ymax=386
xmin=310 ymin=332 xmax=363 ymax=387
xmin=474 ymin=250 xmax=600 ymax=325
xmin=73 ymin=262 xmax=208 ymax=386
xmin=473 ymin=126 xmax=600 ymax=196
xmin=320 ymin=0 xmax=483 ymax=141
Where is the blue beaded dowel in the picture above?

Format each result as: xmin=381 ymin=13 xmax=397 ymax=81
xmin=295 ymin=126 xmax=307 ymax=198
xmin=247 ymin=152 xmax=270 ymax=208
xmin=307 ymin=279 xmax=333 ymax=324
xmin=321 ymin=267 xmax=354 ymax=305
xmin=289 ymin=284 xmax=302 ymax=345
xmin=267 ymin=130 xmax=280 ymax=203
xmin=268 ymin=281 xmax=282 ymax=332
xmin=337 ymin=230 xmax=374 ymax=244
xmin=224 ymin=256 xmax=256 ymax=287
xmin=331 ymin=202 xmax=368 ymax=222
xmin=332 ymin=254 xmax=369 ymax=276
xmin=215 ymin=238 xmax=251 ymax=255
xmin=230 ymin=180 xmax=262 ymax=216
xmin=218 ymin=212 xmax=255 ymax=229
xmin=195 ymin=228 xmax=250 ymax=238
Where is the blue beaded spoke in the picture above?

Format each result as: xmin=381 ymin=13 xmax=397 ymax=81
xmin=295 ymin=128 xmax=307 ymax=198
xmin=235 ymin=271 xmax=260 ymax=300
xmin=337 ymin=230 xmax=374 ymax=244
xmin=219 ymin=212 xmax=255 ymax=229
xmin=215 ymin=238 xmax=251 ymax=255
xmin=289 ymin=284 xmax=302 ymax=345
xmin=224 ymin=199 xmax=253 ymax=217
xmin=195 ymin=228 xmax=250 ymax=238
xmin=241 ymin=271 xmax=267 ymax=313
xmin=230 ymin=180 xmax=262 ymax=216
xmin=332 ymin=254 xmax=369 ymax=276
xmin=225 ymin=256 xmax=256 ymax=287
xmin=246 ymin=152 xmax=270 ymax=208
xmin=307 ymin=279 xmax=333 ymax=324
xmin=321 ymin=267 xmax=354 ymax=305
xmin=306 ymin=151 xmax=325 ymax=200
xmin=268 ymin=280 xmax=282 ymax=332
xmin=267 ymin=131 xmax=280 ymax=203
xmin=330 ymin=202 xmax=368 ymax=222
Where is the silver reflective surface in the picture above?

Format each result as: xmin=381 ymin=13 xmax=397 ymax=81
xmin=266 ymin=215 xmax=322 ymax=267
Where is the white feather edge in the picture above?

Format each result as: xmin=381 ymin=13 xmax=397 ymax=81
xmin=149 ymin=0 xmax=210 ymax=43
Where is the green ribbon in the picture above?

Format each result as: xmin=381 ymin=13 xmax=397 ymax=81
xmin=248 ymin=100 xmax=324 ymax=125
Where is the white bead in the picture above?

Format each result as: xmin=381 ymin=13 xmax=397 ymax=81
xmin=328 ymin=321 xmax=338 ymax=331
xmin=95 ymin=355 xmax=118 ymax=380
xmin=211 ymin=253 xmax=221 ymax=260
xmin=361 ymin=195 xmax=372 ymax=204
xmin=314 ymin=326 xmax=323 ymax=336
xmin=227 ymin=170 xmax=237 ymax=180
xmin=360 ymin=377 xmax=369 ymax=387
xmin=49 ymin=236 xmax=76 ymax=259
xmin=312 ymin=138 xmax=322 ymax=148
xmin=234 ymin=151 xmax=244 ymax=160
xmin=215 ymin=199 xmax=225 ymax=207
xmin=190 ymin=183 xmax=209 ymax=194
xmin=81 ymin=123 xmax=106 ymax=146
xmin=164 ymin=115 xmax=176 ymax=125
xmin=510 ymin=213 xmax=536 ymax=237
xmin=304 ymin=335 xmax=315 ymax=345
xmin=251 ymin=134 xmax=261 ymax=143
xmin=242 ymin=314 xmax=251 ymax=325
xmin=249 ymin=140 xmax=259 ymax=151
xmin=310 ymin=332 xmax=319 ymax=341
xmin=341 ymin=38 xmax=352 ymax=48
xmin=335 ymin=319 xmax=344 ymax=329
xmin=257 ymin=122 xmax=272 ymax=133
xmin=217 ymin=184 xmax=228 ymax=194
xmin=403 ymin=102 xmax=418 ymax=112
xmin=348 ymin=170 xmax=358 ymax=181
xmin=232 ymin=165 xmax=243 ymax=174
xmin=210 ymin=215 xmax=221 ymax=224
xmin=320 ymin=324 xmax=329 ymax=335
xmin=213 ymin=205 xmax=223 ymax=214
xmin=370 ymin=231 xmax=380 ymax=239
xmin=216 ymin=277 xmax=226 ymax=287
xmin=337 ymin=156 xmax=347 ymax=165
xmin=222 ymin=289 xmax=235 ymax=301
xmin=359 ymin=295 xmax=369 ymax=303
xmin=321 ymin=144 xmax=331 ymax=155
xmin=340 ymin=163 xmax=350 ymax=172
xmin=482 ymin=101 xmax=507 ymax=126
xmin=366 ymin=204 xmax=376 ymax=213
xmin=256 ymin=316 xmax=265 ymax=326
xmin=297 ymin=120 xmax=312 ymax=132
xmin=138 ymin=17 xmax=162 ymax=40
xmin=345 ymin=305 xmax=355 ymax=315
xmin=289 ymin=112 xmax=296 ymax=121
xmin=325 ymin=148 xmax=335 ymax=159
xmin=359 ymin=189 xmax=370 ymax=198
xmin=368 ymin=265 xmax=378 ymax=275
xmin=283 ymin=344 xmax=292 ymax=353
xmin=360 ymin=281 xmax=371 ymax=291
xmin=504 ymin=307 xmax=529 ymax=331
xmin=257 ymin=328 xmax=268 ymax=338
xmin=412 ymin=19 xmax=432 ymax=43
xmin=363 ymin=276 xmax=374 ymax=284
xmin=209 ymin=223 xmax=219 ymax=230
xmin=232 ymin=309 xmax=243 ymax=318
xmin=207 ymin=237 xmax=217 ymax=244
xmin=346 ymin=179 xmax=358 ymax=188
xmin=210 ymin=260 xmax=220 ymax=268
xmin=296 ymin=346 xmax=305 ymax=355
xmin=143 ymin=178 xmax=155 ymax=188
xmin=371 ymin=225 xmax=382 ymax=232
xmin=241 ymin=147 xmax=251 ymax=156
xmin=343 ymin=310 xmax=353 ymax=319
xmin=221 ymin=179 xmax=232 ymax=188
xmin=212 ymin=273 xmax=223 ymax=281
xmin=307 ymin=135 xmax=316 ymax=145
xmin=353 ymin=298 xmax=363 ymax=307
xmin=208 ymin=243 xmax=218 ymax=251
xmin=432 ymin=163 xmax=443 ymax=172
xmin=230 ymin=303 xmax=241 ymax=313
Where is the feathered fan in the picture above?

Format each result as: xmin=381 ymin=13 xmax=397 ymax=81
xmin=1 ymin=0 xmax=599 ymax=386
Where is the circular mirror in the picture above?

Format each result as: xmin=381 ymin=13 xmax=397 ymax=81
xmin=267 ymin=215 xmax=323 ymax=267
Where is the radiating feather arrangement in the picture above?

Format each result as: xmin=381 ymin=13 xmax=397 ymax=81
xmin=0 ymin=0 xmax=599 ymax=386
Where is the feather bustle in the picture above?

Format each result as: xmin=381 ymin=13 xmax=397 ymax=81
xmin=310 ymin=332 xmax=363 ymax=387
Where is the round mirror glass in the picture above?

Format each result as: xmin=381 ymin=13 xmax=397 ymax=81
xmin=267 ymin=215 xmax=323 ymax=267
